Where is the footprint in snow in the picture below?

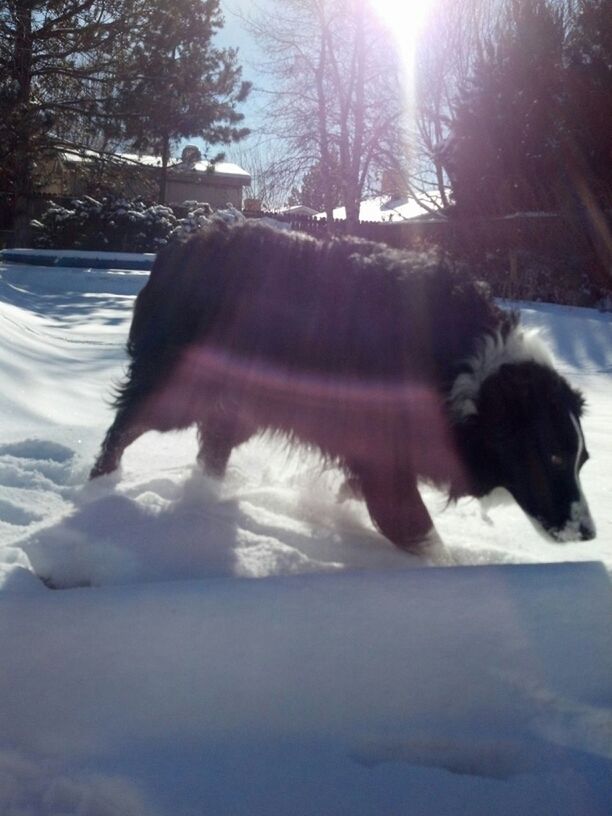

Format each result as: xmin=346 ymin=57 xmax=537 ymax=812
xmin=0 ymin=438 xmax=75 ymax=463
xmin=0 ymin=497 xmax=43 ymax=526
xmin=0 ymin=438 xmax=78 ymax=491
xmin=349 ymin=733 xmax=604 ymax=779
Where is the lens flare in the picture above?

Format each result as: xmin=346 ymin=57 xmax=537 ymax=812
xmin=368 ymin=0 xmax=432 ymax=35
xmin=367 ymin=0 xmax=434 ymax=169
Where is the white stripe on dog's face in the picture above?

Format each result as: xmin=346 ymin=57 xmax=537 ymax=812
xmin=554 ymin=414 xmax=595 ymax=542
xmin=521 ymin=412 xmax=595 ymax=543
xmin=572 ymin=412 xmax=585 ymax=480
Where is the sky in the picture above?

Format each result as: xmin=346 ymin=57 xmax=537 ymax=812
xmin=215 ymin=1 xmax=267 ymax=155
xmin=218 ymin=0 xmax=262 ymax=64
xmin=211 ymin=0 xmax=432 ymax=184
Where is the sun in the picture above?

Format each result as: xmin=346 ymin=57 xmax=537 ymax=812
xmin=366 ymin=0 xmax=435 ymax=163
xmin=368 ymin=0 xmax=432 ymax=32
xmin=367 ymin=0 xmax=434 ymax=75
xmin=365 ymin=0 xmax=435 ymax=110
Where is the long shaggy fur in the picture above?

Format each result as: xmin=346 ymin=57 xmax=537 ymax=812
xmin=122 ymin=221 xmax=514 ymax=398
xmin=92 ymin=220 xmax=595 ymax=549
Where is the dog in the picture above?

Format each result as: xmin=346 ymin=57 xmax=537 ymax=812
xmin=91 ymin=220 xmax=595 ymax=550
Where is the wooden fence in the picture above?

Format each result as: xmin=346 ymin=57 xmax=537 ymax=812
xmin=265 ymin=210 xmax=612 ymax=306
xmin=2 ymin=192 xmax=610 ymax=305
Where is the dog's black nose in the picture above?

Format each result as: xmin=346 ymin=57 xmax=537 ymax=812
xmin=579 ymin=523 xmax=596 ymax=541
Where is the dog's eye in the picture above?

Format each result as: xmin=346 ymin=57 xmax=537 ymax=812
xmin=550 ymin=454 xmax=565 ymax=468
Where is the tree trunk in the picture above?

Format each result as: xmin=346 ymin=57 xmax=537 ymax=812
xmin=344 ymin=196 xmax=361 ymax=230
xmin=329 ymin=1 xmax=365 ymax=234
xmin=314 ymin=7 xmax=336 ymax=230
xmin=346 ymin=3 xmax=365 ymax=231
xmin=159 ymin=133 xmax=171 ymax=204
xmin=11 ymin=0 xmax=34 ymax=247
xmin=12 ymin=149 xmax=35 ymax=248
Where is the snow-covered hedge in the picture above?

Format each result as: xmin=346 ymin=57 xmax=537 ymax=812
xmin=169 ymin=202 xmax=247 ymax=240
xmin=31 ymin=197 xmax=179 ymax=252
xmin=31 ymin=197 xmax=250 ymax=251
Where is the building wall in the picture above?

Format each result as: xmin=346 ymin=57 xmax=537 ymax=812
xmin=38 ymin=158 xmax=247 ymax=209
xmin=166 ymin=179 xmax=243 ymax=208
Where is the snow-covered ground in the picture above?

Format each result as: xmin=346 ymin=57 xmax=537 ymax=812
xmin=1 ymin=256 xmax=610 ymax=583
xmin=317 ymin=194 xmax=443 ymax=222
xmin=0 ymin=254 xmax=611 ymax=814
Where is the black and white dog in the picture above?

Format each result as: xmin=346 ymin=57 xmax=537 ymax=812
xmin=91 ymin=220 xmax=595 ymax=550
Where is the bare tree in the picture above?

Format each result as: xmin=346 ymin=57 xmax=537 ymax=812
xmin=244 ymin=0 xmax=408 ymax=229
xmin=228 ymin=143 xmax=290 ymax=210
xmin=411 ymin=0 xmax=498 ymax=211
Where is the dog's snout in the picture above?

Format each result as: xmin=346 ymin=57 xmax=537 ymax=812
xmin=579 ymin=522 xmax=596 ymax=541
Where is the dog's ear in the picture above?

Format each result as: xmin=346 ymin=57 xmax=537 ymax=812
xmin=495 ymin=363 xmax=530 ymax=400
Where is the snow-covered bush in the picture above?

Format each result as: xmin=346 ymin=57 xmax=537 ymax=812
xmin=170 ymin=202 xmax=245 ymax=240
xmin=32 ymin=197 xmax=179 ymax=252
xmin=179 ymin=200 xmax=211 ymax=212
xmin=463 ymin=248 xmax=611 ymax=308
xmin=32 ymin=198 xmax=250 ymax=251
xmin=171 ymin=204 xmax=214 ymax=239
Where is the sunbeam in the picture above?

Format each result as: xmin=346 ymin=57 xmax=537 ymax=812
xmin=367 ymin=0 xmax=435 ymax=168
xmin=368 ymin=0 xmax=433 ymax=35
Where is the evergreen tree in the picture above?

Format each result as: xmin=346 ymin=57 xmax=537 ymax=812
xmin=566 ymin=0 xmax=612 ymax=209
xmin=286 ymin=161 xmax=341 ymax=212
xmin=0 ymin=0 xmax=136 ymax=244
xmin=0 ymin=0 xmax=250 ymax=242
xmin=108 ymin=0 xmax=251 ymax=203
xmin=441 ymin=0 xmax=567 ymax=215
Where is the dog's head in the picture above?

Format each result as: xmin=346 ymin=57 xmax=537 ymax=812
xmin=451 ymin=330 xmax=595 ymax=542
xmin=475 ymin=362 xmax=594 ymax=541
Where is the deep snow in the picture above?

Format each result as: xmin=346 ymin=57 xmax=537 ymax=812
xmin=0 ymin=256 xmax=610 ymax=587
xmin=0 ymin=252 xmax=611 ymax=814
xmin=2 ymin=562 xmax=612 ymax=815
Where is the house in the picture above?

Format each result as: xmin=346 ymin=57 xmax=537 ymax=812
xmin=276 ymin=204 xmax=319 ymax=218
xmin=40 ymin=144 xmax=251 ymax=209
xmin=316 ymin=194 xmax=445 ymax=223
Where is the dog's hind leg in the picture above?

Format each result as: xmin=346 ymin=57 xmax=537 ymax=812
xmin=90 ymin=407 xmax=149 ymax=479
xmin=350 ymin=462 xmax=434 ymax=552
xmin=196 ymin=413 xmax=255 ymax=479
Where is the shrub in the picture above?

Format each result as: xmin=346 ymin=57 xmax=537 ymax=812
xmin=31 ymin=197 xmax=179 ymax=252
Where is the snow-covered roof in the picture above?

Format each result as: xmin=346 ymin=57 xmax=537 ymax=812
xmin=59 ymin=147 xmax=109 ymax=164
xmin=316 ymin=194 xmax=446 ymax=222
xmin=118 ymin=153 xmax=251 ymax=181
xmin=191 ymin=160 xmax=251 ymax=180
xmin=59 ymin=149 xmax=250 ymax=183
xmin=117 ymin=153 xmax=249 ymax=179
xmin=277 ymin=204 xmax=319 ymax=217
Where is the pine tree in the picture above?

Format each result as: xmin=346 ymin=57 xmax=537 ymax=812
xmin=286 ymin=161 xmax=342 ymax=212
xmin=108 ymin=0 xmax=251 ymax=203
xmin=441 ymin=0 xmax=567 ymax=215
xmin=0 ymin=0 xmax=137 ymax=244
xmin=0 ymin=0 xmax=250 ymax=242
xmin=566 ymin=0 xmax=612 ymax=209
